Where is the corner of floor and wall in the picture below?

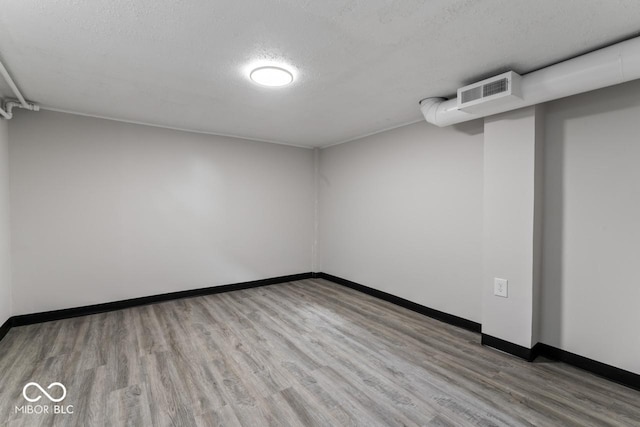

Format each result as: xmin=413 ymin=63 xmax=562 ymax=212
xmin=1 ymin=80 xmax=639 ymax=391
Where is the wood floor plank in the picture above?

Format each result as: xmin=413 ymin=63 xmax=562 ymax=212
xmin=1 ymin=279 xmax=638 ymax=426
xmin=105 ymin=384 xmax=153 ymax=427
xmin=195 ymin=404 xmax=243 ymax=427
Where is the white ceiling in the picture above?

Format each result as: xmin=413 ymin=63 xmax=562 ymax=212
xmin=1 ymin=1 xmax=639 ymax=148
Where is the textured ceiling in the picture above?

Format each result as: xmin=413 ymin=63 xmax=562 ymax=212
xmin=1 ymin=1 xmax=640 ymax=147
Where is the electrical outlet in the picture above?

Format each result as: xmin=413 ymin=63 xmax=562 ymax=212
xmin=494 ymin=278 xmax=508 ymax=298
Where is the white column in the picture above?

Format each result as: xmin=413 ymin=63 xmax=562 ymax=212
xmin=482 ymin=106 xmax=543 ymax=349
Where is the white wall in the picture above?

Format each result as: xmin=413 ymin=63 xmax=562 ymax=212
xmin=319 ymin=120 xmax=484 ymax=322
xmin=0 ymin=119 xmax=11 ymax=325
xmin=9 ymin=110 xmax=315 ymax=315
xmin=542 ymin=79 xmax=640 ymax=375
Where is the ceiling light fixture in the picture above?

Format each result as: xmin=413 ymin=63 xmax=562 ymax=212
xmin=249 ymin=66 xmax=294 ymax=87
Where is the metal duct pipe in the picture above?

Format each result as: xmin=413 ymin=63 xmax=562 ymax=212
xmin=420 ymin=36 xmax=640 ymax=127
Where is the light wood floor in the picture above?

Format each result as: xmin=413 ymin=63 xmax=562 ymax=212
xmin=1 ymin=279 xmax=638 ymax=426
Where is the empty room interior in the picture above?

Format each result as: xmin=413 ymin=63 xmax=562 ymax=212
xmin=1 ymin=1 xmax=640 ymax=426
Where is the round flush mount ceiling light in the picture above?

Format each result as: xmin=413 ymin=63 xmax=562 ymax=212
xmin=249 ymin=66 xmax=294 ymax=87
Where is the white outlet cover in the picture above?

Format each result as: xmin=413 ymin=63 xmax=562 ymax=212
xmin=494 ymin=278 xmax=508 ymax=298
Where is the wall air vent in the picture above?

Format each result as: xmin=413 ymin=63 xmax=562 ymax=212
xmin=457 ymin=71 xmax=522 ymax=114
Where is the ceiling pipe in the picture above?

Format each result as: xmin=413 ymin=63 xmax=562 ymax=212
xmin=420 ymin=36 xmax=640 ymax=127
xmin=0 ymin=57 xmax=39 ymax=119
xmin=0 ymin=105 xmax=10 ymax=120
xmin=0 ymin=99 xmax=39 ymax=120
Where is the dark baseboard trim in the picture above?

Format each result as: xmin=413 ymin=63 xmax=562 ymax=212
xmin=314 ymin=272 xmax=481 ymax=333
xmin=481 ymin=335 xmax=639 ymax=391
xmin=481 ymin=334 xmax=540 ymax=361
xmin=0 ymin=317 xmax=11 ymax=341
xmin=9 ymin=272 xmax=313 ymax=328
xmin=537 ymin=343 xmax=640 ymax=392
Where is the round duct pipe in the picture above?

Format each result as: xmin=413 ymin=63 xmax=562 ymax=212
xmin=420 ymin=36 xmax=640 ymax=127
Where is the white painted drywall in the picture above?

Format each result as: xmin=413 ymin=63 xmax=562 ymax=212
xmin=482 ymin=106 xmax=543 ymax=349
xmin=8 ymin=110 xmax=314 ymax=315
xmin=319 ymin=120 xmax=484 ymax=322
xmin=542 ymin=79 xmax=640 ymax=374
xmin=0 ymin=118 xmax=11 ymax=325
